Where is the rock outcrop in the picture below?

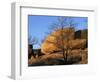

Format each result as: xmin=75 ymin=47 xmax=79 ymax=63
xmin=41 ymin=28 xmax=87 ymax=54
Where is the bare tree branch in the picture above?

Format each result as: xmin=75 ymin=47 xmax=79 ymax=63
xmin=45 ymin=16 xmax=77 ymax=64
xmin=28 ymin=35 xmax=38 ymax=45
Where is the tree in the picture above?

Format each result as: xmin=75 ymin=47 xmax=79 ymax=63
xmin=28 ymin=35 xmax=38 ymax=45
xmin=28 ymin=35 xmax=38 ymax=59
xmin=45 ymin=16 xmax=77 ymax=64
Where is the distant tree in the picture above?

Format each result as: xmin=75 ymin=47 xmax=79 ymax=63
xmin=28 ymin=35 xmax=38 ymax=46
xmin=28 ymin=35 xmax=38 ymax=59
xmin=45 ymin=16 xmax=77 ymax=64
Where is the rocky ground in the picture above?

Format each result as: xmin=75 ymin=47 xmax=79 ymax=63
xmin=28 ymin=49 xmax=88 ymax=66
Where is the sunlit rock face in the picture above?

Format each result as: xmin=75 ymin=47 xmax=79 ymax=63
xmin=41 ymin=28 xmax=87 ymax=55
xmin=41 ymin=28 xmax=75 ymax=54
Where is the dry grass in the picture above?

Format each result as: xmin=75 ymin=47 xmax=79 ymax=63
xmin=28 ymin=48 xmax=88 ymax=66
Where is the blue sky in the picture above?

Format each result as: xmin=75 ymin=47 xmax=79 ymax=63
xmin=28 ymin=15 xmax=88 ymax=49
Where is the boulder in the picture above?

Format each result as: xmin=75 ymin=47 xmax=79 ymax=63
xmin=41 ymin=28 xmax=87 ymax=56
